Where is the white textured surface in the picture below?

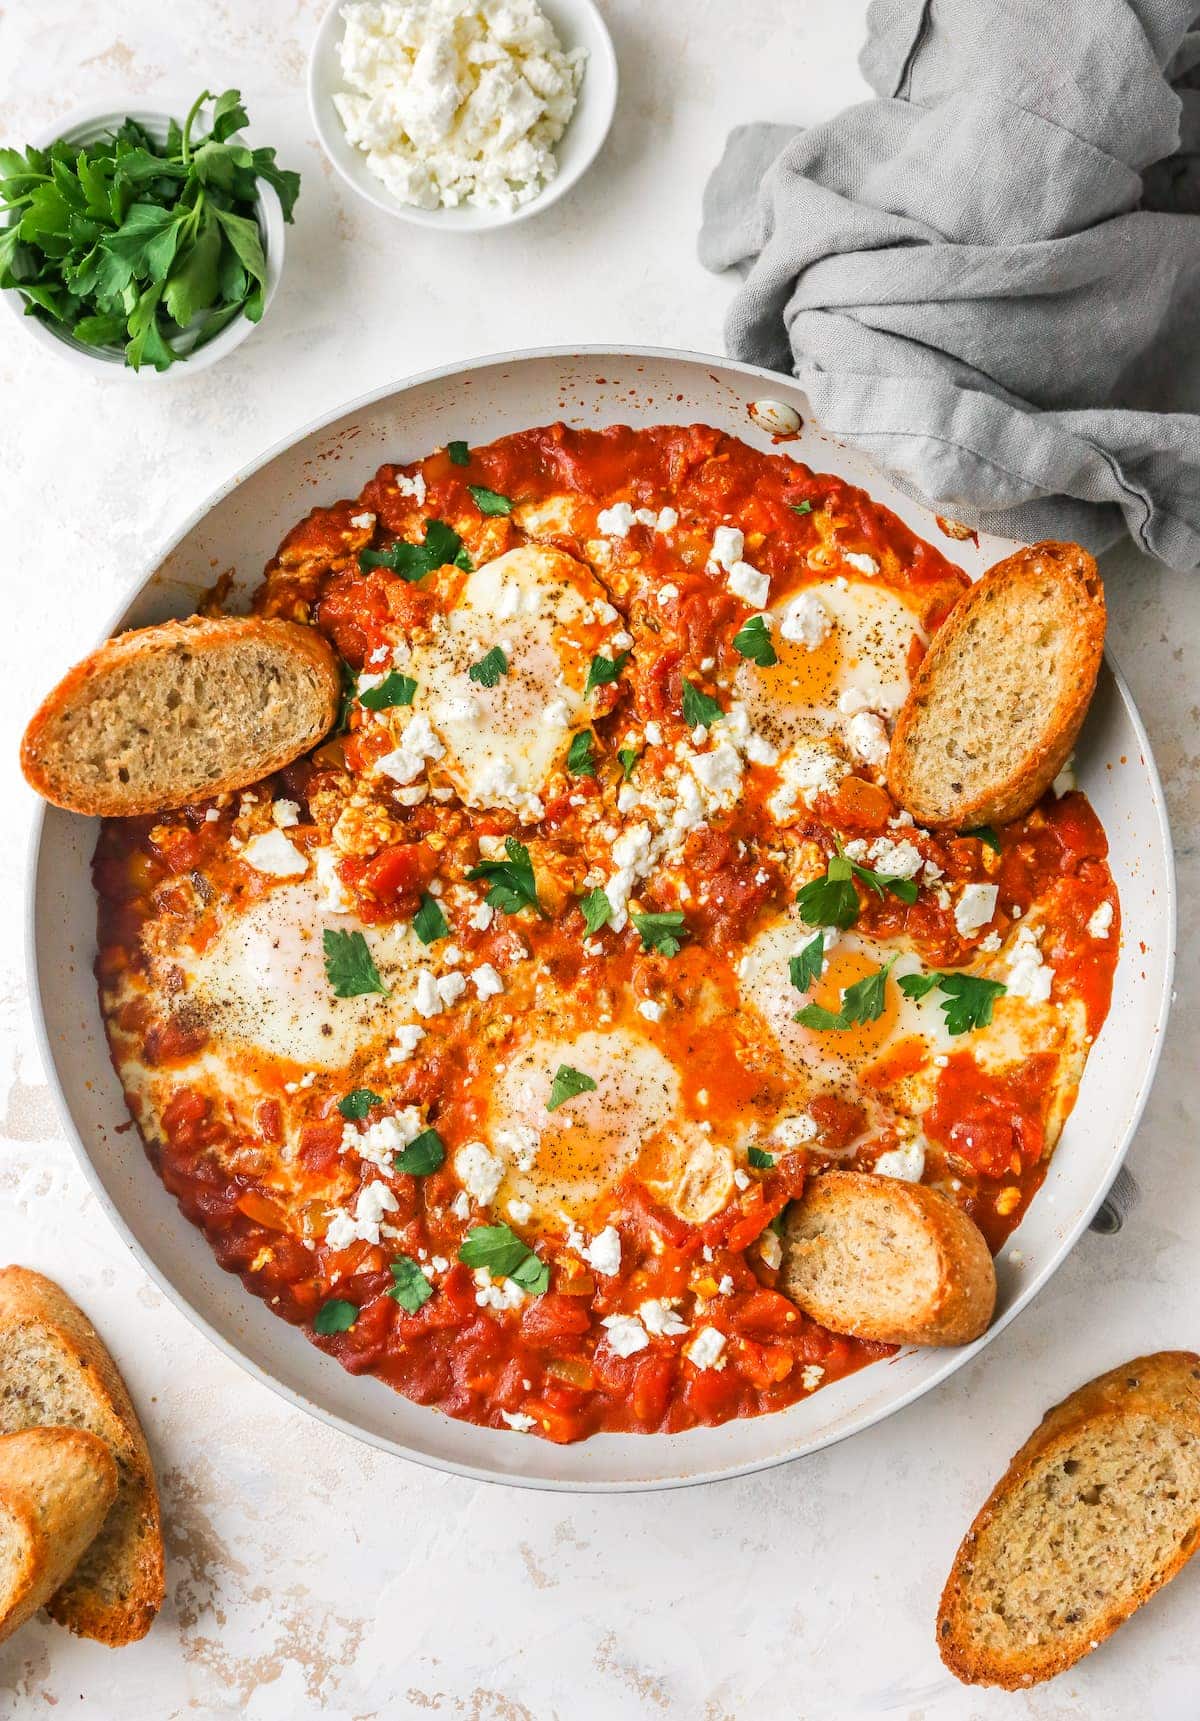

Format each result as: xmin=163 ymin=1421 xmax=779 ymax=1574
xmin=0 ymin=3 xmax=1197 ymax=1715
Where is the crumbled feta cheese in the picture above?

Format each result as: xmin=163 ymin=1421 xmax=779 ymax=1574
xmin=601 ymin=1313 xmax=649 ymax=1356
xmin=639 ymin=1298 xmax=688 ymax=1338
xmin=757 ymin=1228 xmax=783 ymax=1271
xmin=395 ymin=471 xmax=427 ymax=504
xmin=350 ymin=511 xmax=376 ymax=529
xmin=1006 ymin=924 xmax=1055 ymax=1002
xmin=689 ymin=741 xmax=743 ymax=804
xmin=873 ymin=1138 xmax=926 ymax=1182
xmin=772 ymin=1112 xmax=818 ymax=1148
xmin=474 ymin=1268 xmax=526 ymax=1311
xmin=954 ymin=882 xmax=999 ymax=937
xmin=855 ymin=835 xmax=924 ymax=879
xmin=455 ymin=1141 xmax=504 ymax=1205
xmin=657 ymin=584 xmax=679 ymax=605
xmin=241 ymin=829 xmax=308 ymax=877
xmin=708 ymin=526 xmax=745 ymax=571
xmin=836 ymin=685 xmax=873 ymax=716
xmin=1087 ymin=900 xmax=1114 ymax=939
xmin=717 ymin=1274 xmax=734 ymax=1296
xmin=387 ymin=1024 xmax=426 ymax=1061
xmin=542 ymin=696 xmax=572 ymax=728
xmin=435 ymin=694 xmax=481 ymax=724
xmin=637 ymin=998 xmax=665 ymax=1023
xmin=346 ymin=1108 xmax=423 ymax=1171
xmin=436 ymin=970 xmax=468 ymax=1007
xmin=779 ymin=591 xmax=831 ymax=647
xmin=507 ymin=1199 xmax=532 ymax=1224
xmin=469 ymin=901 xmax=495 ymax=931
xmin=414 ymin=969 xmax=443 ymax=1017
xmin=845 ymin=710 xmax=890 ymax=767
xmin=470 ymin=962 xmax=504 ymax=999
xmin=272 ymin=798 xmax=301 ymax=828
xmin=733 ymin=1168 xmax=750 ymax=1190
xmin=728 ymin=561 xmax=770 ymax=607
xmin=597 ymin=502 xmax=636 ymax=537
xmin=582 ymin=1225 xmax=621 ymax=1276
xmin=377 ymin=712 xmax=444 ymax=784
xmin=1053 ymin=756 xmax=1077 ymax=796
xmin=768 ymin=740 xmax=848 ymax=821
xmin=843 ymin=550 xmax=880 ymax=576
xmin=685 ymin=1327 xmax=727 ymax=1370
xmin=325 ymin=1180 xmax=399 ymax=1250
xmin=977 ymin=930 xmax=1003 ymax=954
xmin=644 ymin=720 xmax=664 ymax=746
xmin=204 ymin=807 xmax=221 ymax=822
xmin=800 ymin=1363 xmax=825 ymax=1391
xmin=500 ymin=1410 xmax=536 ymax=1432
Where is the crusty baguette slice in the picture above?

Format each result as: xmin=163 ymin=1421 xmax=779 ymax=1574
xmin=0 ymin=1268 xmax=164 ymax=1645
xmin=21 ymin=614 xmax=340 ymax=817
xmin=938 ymin=1351 xmax=1200 ymax=1688
xmin=778 ymin=1170 xmax=995 ymax=1346
xmin=887 ymin=541 xmax=1105 ymax=828
xmin=0 ymin=1427 xmax=117 ymax=1647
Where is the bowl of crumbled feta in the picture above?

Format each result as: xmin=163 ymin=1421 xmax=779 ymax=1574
xmin=309 ymin=0 xmax=616 ymax=228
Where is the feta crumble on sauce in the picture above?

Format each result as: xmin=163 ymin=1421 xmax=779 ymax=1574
xmin=332 ymin=0 xmax=586 ymax=214
xmin=95 ymin=423 xmax=1119 ymax=1444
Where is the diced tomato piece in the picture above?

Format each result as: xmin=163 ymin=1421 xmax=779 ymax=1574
xmin=630 ymin=1352 xmax=674 ymax=1428
xmin=297 ymin=1121 xmax=343 ymax=1176
xmin=520 ymin=1294 xmax=593 ymax=1348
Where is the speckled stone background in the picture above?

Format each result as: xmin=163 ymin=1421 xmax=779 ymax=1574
xmin=0 ymin=3 xmax=1197 ymax=1716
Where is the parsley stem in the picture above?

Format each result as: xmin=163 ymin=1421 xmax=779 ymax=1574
xmin=180 ymin=88 xmax=211 ymax=165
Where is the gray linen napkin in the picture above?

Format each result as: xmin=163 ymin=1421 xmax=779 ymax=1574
xmin=699 ymin=0 xmax=1200 ymax=568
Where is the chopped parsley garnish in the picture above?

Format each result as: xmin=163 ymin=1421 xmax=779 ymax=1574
xmin=458 ymin=1224 xmax=549 ymax=1293
xmin=963 ymin=825 xmax=1001 ymax=853
xmin=333 ymin=659 xmax=357 ymax=735
xmin=468 ymin=644 xmax=508 ymax=687
xmin=447 ymin=439 xmax=470 ymax=466
xmin=566 ymin=730 xmax=596 ymax=776
xmin=682 ymin=679 xmax=724 ymax=729
xmin=748 ymin=1146 xmax=775 ymax=1169
xmin=768 ymin=1203 xmax=792 ymax=1237
xmin=788 ymin=933 xmax=827 ymax=993
xmin=617 ymin=746 xmax=639 ymax=780
xmin=359 ymin=518 xmax=471 ymax=579
xmin=313 ymin=1298 xmax=357 ymax=1334
xmin=580 ymin=886 xmax=612 ymax=936
xmin=585 ymin=650 xmax=629 ymax=694
xmin=387 ymin=1255 xmax=434 ymax=1313
xmin=631 ymin=911 xmax=688 ymax=957
xmin=795 ymin=959 xmax=894 ymax=1031
xmin=337 ymin=1087 xmax=382 ymax=1121
xmin=468 ymin=483 xmax=513 ymax=516
xmin=412 ymin=891 xmax=449 ymax=945
xmin=732 ymin=614 xmax=778 ymax=667
xmin=323 ymin=928 xmax=388 ymax=997
xmin=898 ymin=970 xmax=1007 ymax=1034
xmin=547 ymin=1064 xmax=598 ymax=1112
xmin=795 ymin=846 xmax=918 ymax=931
xmin=467 ymin=837 xmax=543 ymax=916
xmin=394 ymin=1128 xmax=445 ymax=1175
xmin=789 ymin=500 xmax=813 ymax=516
xmin=359 ymin=669 xmax=416 ymax=710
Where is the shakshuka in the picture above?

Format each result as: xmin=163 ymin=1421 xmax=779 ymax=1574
xmin=94 ymin=424 xmax=1119 ymax=1443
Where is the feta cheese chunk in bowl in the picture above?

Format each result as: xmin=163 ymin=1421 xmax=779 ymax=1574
xmin=309 ymin=0 xmax=617 ymax=229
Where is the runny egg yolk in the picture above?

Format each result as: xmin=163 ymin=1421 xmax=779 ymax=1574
xmin=795 ymin=944 xmax=902 ymax=1066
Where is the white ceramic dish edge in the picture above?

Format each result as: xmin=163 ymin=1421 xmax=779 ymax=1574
xmin=26 ymin=346 xmax=1177 ymax=1491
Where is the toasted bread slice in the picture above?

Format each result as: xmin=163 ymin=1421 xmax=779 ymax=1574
xmin=938 ymin=1352 xmax=1200 ymax=1688
xmin=0 ymin=1427 xmax=117 ymax=1646
xmin=21 ymin=614 xmax=340 ymax=817
xmin=778 ymin=1171 xmax=995 ymax=1347
xmin=887 ymin=541 xmax=1105 ymax=828
xmin=0 ymin=1268 xmax=164 ymax=1645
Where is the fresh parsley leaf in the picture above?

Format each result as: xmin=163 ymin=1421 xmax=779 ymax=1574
xmin=466 ymin=837 xmax=543 ymax=916
xmin=580 ymin=886 xmax=612 ymax=936
xmin=314 ymin=1298 xmax=357 ymax=1334
xmin=789 ymin=500 xmax=813 ymax=516
xmin=963 ymin=825 xmax=1001 ymax=853
xmin=682 ymin=679 xmax=724 ymax=729
xmin=359 ymin=518 xmax=469 ymax=580
xmin=359 ymin=670 xmax=416 ymax=710
xmin=789 ymin=933 xmax=826 ymax=993
xmin=547 ymin=1064 xmax=598 ymax=1111
xmin=333 ymin=660 xmax=357 ymax=735
xmin=748 ymin=1146 xmax=775 ymax=1169
xmin=898 ymin=970 xmax=1007 ymax=1034
xmin=467 ymin=483 xmax=513 ymax=516
xmin=566 ymin=730 xmax=596 ymax=776
xmin=337 ymin=1088 xmax=382 ymax=1120
xmin=769 ymin=1202 xmax=792 ymax=1236
xmin=851 ymin=858 xmax=919 ymax=905
xmin=447 ymin=439 xmax=470 ymax=466
xmin=732 ymin=614 xmax=778 ymax=667
xmin=617 ymin=746 xmax=639 ymax=780
xmin=412 ymin=891 xmax=449 ymax=945
xmin=585 ymin=650 xmax=629 ymax=694
xmin=394 ymin=1128 xmax=445 ymax=1175
xmin=796 ymin=855 xmax=860 ymax=930
xmin=387 ymin=1255 xmax=434 ymax=1313
xmin=458 ymin=1224 xmax=549 ymax=1293
xmin=795 ymin=960 xmax=894 ymax=1030
xmin=322 ymin=928 xmax=388 ymax=998
xmin=631 ymin=911 xmax=688 ymax=957
xmin=468 ymin=645 xmax=508 ymax=687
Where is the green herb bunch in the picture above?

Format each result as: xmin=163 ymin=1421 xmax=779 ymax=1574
xmin=0 ymin=89 xmax=300 ymax=371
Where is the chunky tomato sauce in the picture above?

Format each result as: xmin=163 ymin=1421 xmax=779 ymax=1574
xmin=95 ymin=424 xmax=1119 ymax=1443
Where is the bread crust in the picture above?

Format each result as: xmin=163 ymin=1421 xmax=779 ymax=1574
xmin=0 ymin=1268 xmax=164 ymax=1644
xmin=0 ymin=1427 xmax=117 ymax=1646
xmin=20 ymin=614 xmax=340 ymax=817
xmin=887 ymin=541 xmax=1106 ymax=829
xmin=938 ymin=1351 xmax=1200 ymax=1688
xmin=780 ymin=1171 xmax=996 ymax=1347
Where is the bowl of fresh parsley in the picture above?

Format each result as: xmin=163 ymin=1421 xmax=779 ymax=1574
xmin=0 ymin=89 xmax=300 ymax=375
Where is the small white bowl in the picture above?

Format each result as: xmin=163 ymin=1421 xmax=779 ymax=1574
xmin=1 ymin=103 xmax=286 ymax=379
xmin=308 ymin=0 xmax=618 ymax=232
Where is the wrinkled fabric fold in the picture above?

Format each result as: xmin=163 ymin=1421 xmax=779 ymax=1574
xmin=699 ymin=0 xmax=1200 ymax=566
